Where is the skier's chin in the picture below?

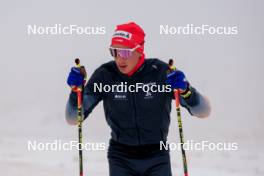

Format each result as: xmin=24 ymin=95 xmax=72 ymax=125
xmin=118 ymin=66 xmax=130 ymax=74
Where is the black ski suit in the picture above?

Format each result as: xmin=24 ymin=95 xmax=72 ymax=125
xmin=66 ymin=58 xmax=210 ymax=176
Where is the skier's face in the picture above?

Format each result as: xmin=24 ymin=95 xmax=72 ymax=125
xmin=111 ymin=44 xmax=141 ymax=74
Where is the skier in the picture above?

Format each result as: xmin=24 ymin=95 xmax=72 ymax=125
xmin=66 ymin=22 xmax=211 ymax=176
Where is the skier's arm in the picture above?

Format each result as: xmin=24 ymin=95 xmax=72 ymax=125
xmin=179 ymin=86 xmax=211 ymax=118
xmin=65 ymin=90 xmax=102 ymax=125
xmin=166 ymin=70 xmax=211 ymax=118
xmin=65 ymin=68 xmax=104 ymax=125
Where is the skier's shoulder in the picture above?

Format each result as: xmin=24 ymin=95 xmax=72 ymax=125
xmin=91 ymin=60 xmax=115 ymax=77
xmin=145 ymin=58 xmax=169 ymax=71
xmin=98 ymin=60 xmax=115 ymax=72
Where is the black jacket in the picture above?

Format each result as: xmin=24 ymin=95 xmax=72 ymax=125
xmin=67 ymin=58 xmax=203 ymax=145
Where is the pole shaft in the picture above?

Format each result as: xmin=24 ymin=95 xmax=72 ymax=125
xmin=77 ymin=89 xmax=83 ymax=176
xmin=174 ymin=90 xmax=189 ymax=176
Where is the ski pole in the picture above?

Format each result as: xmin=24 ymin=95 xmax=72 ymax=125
xmin=174 ymin=89 xmax=189 ymax=176
xmin=76 ymin=87 xmax=84 ymax=176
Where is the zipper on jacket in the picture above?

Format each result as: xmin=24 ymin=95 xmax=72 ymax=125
xmin=130 ymin=81 xmax=141 ymax=145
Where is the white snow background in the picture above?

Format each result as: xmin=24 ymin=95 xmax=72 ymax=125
xmin=0 ymin=0 xmax=263 ymax=175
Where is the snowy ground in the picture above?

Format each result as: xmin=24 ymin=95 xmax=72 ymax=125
xmin=1 ymin=101 xmax=263 ymax=176
xmin=1 ymin=133 xmax=263 ymax=176
xmin=1 ymin=129 xmax=264 ymax=176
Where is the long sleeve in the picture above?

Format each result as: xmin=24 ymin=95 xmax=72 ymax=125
xmin=179 ymin=86 xmax=211 ymax=118
xmin=65 ymin=67 xmax=105 ymax=125
xmin=65 ymin=92 xmax=102 ymax=125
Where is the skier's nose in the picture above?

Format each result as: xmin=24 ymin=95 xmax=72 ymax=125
xmin=116 ymin=56 xmax=126 ymax=64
